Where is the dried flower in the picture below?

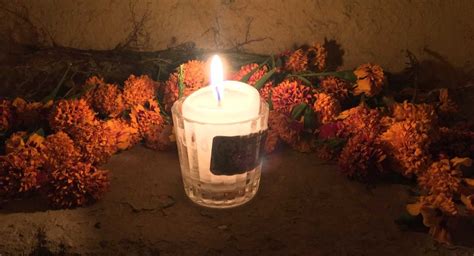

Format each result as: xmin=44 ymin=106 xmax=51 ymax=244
xmin=90 ymin=83 xmax=125 ymax=117
xmin=379 ymin=120 xmax=431 ymax=177
xmin=313 ymin=92 xmax=340 ymax=124
xmin=0 ymin=99 xmax=13 ymax=132
xmin=319 ymin=76 xmax=350 ymax=102
xmin=42 ymin=131 xmax=81 ymax=171
xmin=162 ymin=60 xmax=209 ymax=111
xmin=271 ymin=80 xmax=312 ymax=114
xmin=338 ymin=133 xmax=385 ymax=180
xmin=47 ymin=162 xmax=109 ymax=209
xmin=49 ymin=99 xmax=97 ymax=132
xmin=123 ymin=74 xmax=157 ymax=108
xmin=353 ymin=63 xmax=385 ymax=97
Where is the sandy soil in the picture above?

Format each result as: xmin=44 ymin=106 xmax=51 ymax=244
xmin=1 ymin=146 xmax=473 ymax=255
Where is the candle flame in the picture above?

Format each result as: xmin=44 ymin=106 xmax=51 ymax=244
xmin=210 ymin=55 xmax=224 ymax=102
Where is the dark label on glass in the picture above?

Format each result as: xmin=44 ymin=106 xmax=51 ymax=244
xmin=210 ymin=130 xmax=267 ymax=176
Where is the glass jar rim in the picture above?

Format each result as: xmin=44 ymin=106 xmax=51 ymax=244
xmin=171 ymin=97 xmax=269 ymax=125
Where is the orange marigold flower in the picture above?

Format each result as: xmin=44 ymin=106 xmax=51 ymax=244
xmin=264 ymin=129 xmax=280 ymax=154
xmin=232 ymin=63 xmax=266 ymax=85
xmin=407 ymin=196 xmax=454 ymax=244
xmin=123 ymin=74 xmax=157 ymax=108
xmin=315 ymin=143 xmax=339 ymax=161
xmin=338 ymin=133 xmax=386 ymax=180
xmin=0 ymin=142 xmax=45 ymax=202
xmin=144 ymin=124 xmax=174 ymax=151
xmin=12 ymin=98 xmax=51 ymax=129
xmin=285 ymin=49 xmax=308 ymax=72
xmin=104 ymin=119 xmax=141 ymax=151
xmin=285 ymin=43 xmax=327 ymax=72
xmin=232 ymin=63 xmax=274 ymax=100
xmin=307 ymin=43 xmax=327 ymax=71
xmin=70 ymin=122 xmax=116 ymax=165
xmin=49 ymin=99 xmax=97 ymax=132
xmin=392 ymin=101 xmax=437 ymax=133
xmin=42 ymin=131 xmax=81 ymax=171
xmin=418 ymin=159 xmax=461 ymax=196
xmin=420 ymin=194 xmax=458 ymax=216
xmin=353 ymin=63 xmax=385 ymax=97
xmin=5 ymin=131 xmax=27 ymax=154
xmin=162 ymin=60 xmax=209 ymax=111
xmin=47 ymin=162 xmax=109 ymax=209
xmin=0 ymin=155 xmax=35 ymax=202
xmin=130 ymin=100 xmax=165 ymax=140
xmin=338 ymin=105 xmax=381 ymax=138
xmin=91 ymin=83 xmax=125 ymax=117
xmin=81 ymin=76 xmax=107 ymax=105
xmin=0 ymin=99 xmax=13 ymax=133
xmin=319 ymin=76 xmax=350 ymax=102
xmin=379 ymin=120 xmax=431 ymax=177
xmin=271 ymin=80 xmax=312 ymax=114
xmin=268 ymin=111 xmax=310 ymax=152
xmin=313 ymin=92 xmax=340 ymax=124
xmin=438 ymin=88 xmax=458 ymax=114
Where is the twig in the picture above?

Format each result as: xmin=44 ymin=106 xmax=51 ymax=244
xmin=114 ymin=0 xmax=151 ymax=51
xmin=232 ymin=18 xmax=270 ymax=51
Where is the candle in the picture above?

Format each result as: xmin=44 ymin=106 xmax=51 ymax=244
xmin=182 ymin=55 xmax=260 ymax=123
xmin=172 ymin=55 xmax=269 ymax=208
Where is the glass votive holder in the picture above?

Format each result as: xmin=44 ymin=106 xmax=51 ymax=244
xmin=171 ymin=97 xmax=269 ymax=208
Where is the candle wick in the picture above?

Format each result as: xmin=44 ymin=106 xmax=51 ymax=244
xmin=215 ymin=86 xmax=221 ymax=105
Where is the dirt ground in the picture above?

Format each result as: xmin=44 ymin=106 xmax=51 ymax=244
xmin=0 ymin=146 xmax=473 ymax=255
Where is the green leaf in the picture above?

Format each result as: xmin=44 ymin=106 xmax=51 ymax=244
xmin=303 ymin=107 xmax=316 ymax=130
xmin=290 ymin=75 xmax=313 ymax=87
xmin=254 ymin=68 xmax=276 ymax=90
xmin=34 ymin=128 xmax=45 ymax=137
xmin=267 ymin=90 xmax=273 ymax=110
xmin=178 ymin=64 xmax=185 ymax=99
xmin=271 ymin=54 xmax=276 ymax=69
xmin=295 ymin=70 xmax=357 ymax=83
xmin=240 ymin=58 xmax=270 ymax=83
xmin=291 ymin=103 xmax=307 ymax=120
xmin=326 ymin=138 xmax=346 ymax=149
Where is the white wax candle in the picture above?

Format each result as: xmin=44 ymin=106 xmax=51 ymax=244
xmin=182 ymin=81 xmax=260 ymax=123
xmin=181 ymin=81 xmax=261 ymax=185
